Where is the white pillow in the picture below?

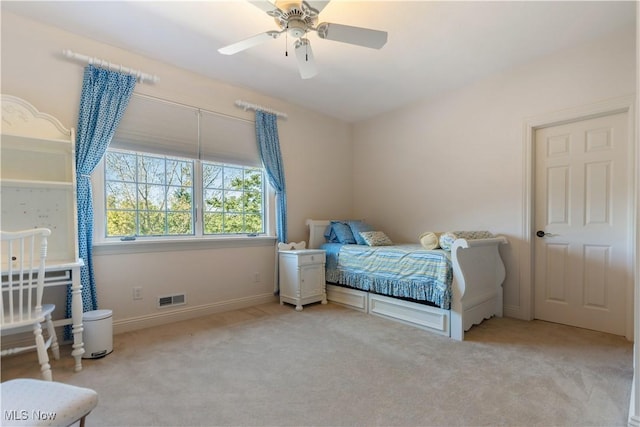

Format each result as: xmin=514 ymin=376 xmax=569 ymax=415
xmin=419 ymin=231 xmax=441 ymax=250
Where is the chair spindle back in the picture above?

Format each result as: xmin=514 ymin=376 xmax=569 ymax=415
xmin=1 ymin=228 xmax=51 ymax=324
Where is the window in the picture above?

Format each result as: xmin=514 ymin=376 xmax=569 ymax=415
xmin=105 ymin=151 xmax=195 ymax=237
xmin=202 ymin=162 xmax=264 ymax=235
xmin=93 ymin=94 xmax=272 ymax=243
xmin=103 ymin=149 xmax=266 ymax=239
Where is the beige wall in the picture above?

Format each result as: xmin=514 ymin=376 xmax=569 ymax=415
xmin=1 ymin=11 xmax=354 ymax=331
xmin=2 ymin=11 xmax=636 ymax=335
xmin=352 ymin=25 xmax=636 ymax=320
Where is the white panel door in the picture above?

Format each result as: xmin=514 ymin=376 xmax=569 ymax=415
xmin=534 ymin=112 xmax=630 ymax=335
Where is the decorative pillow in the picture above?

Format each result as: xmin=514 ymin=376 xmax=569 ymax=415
xmin=419 ymin=231 xmax=440 ymax=250
xmin=359 ymin=231 xmax=393 ymax=246
xmin=324 ymin=225 xmax=339 ymax=243
xmin=439 ymin=231 xmax=495 ymax=251
xmin=330 ymin=221 xmax=357 ymax=244
xmin=347 ymin=220 xmax=374 ymax=245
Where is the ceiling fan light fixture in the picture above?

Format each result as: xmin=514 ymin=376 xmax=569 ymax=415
xmin=286 ymin=19 xmax=307 ymax=38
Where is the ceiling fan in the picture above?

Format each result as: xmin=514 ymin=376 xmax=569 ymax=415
xmin=217 ymin=0 xmax=388 ymax=79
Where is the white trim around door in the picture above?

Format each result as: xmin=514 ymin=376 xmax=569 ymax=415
xmin=521 ymin=94 xmax=636 ymax=340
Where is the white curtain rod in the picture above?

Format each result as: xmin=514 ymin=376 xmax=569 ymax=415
xmin=235 ymin=100 xmax=287 ymax=119
xmin=61 ymin=49 xmax=160 ymax=84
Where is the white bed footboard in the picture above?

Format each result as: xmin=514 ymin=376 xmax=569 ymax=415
xmin=449 ymin=236 xmax=507 ymax=340
xmin=306 ymin=220 xmax=508 ymax=340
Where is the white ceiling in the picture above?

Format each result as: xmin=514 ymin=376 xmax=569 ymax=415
xmin=2 ymin=1 xmax=636 ymax=122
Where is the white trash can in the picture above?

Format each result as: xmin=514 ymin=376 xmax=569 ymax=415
xmin=82 ymin=309 xmax=113 ymax=359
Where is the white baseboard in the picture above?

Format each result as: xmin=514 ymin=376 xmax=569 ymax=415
xmin=503 ymin=304 xmax=527 ymax=320
xmin=113 ymin=293 xmax=278 ymax=334
xmin=1 ymin=294 xmax=278 ymax=352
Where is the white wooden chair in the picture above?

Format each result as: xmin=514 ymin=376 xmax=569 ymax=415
xmin=1 ymin=228 xmax=60 ymax=381
xmin=0 ymin=378 xmax=98 ymax=427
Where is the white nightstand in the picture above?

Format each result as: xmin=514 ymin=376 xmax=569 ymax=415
xmin=278 ymin=249 xmax=327 ymax=311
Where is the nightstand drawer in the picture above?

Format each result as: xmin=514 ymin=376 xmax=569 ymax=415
xmin=298 ymin=252 xmax=325 ymax=266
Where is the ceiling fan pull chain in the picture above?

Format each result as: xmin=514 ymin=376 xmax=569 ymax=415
xmin=285 ymin=26 xmax=289 ymax=56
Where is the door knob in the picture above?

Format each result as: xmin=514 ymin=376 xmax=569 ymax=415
xmin=536 ymin=230 xmax=557 ymax=238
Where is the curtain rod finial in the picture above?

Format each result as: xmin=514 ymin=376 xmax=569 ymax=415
xmin=234 ymin=99 xmax=287 ymax=119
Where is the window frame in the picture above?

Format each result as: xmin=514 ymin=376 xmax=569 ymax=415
xmin=103 ymin=150 xmax=197 ymax=238
xmin=92 ymin=149 xmax=276 ymax=251
xmin=201 ymin=160 xmax=266 ymax=236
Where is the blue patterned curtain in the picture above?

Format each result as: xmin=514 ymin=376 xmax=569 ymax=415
xmin=255 ymin=111 xmax=287 ymax=243
xmin=69 ymin=65 xmax=136 ymax=319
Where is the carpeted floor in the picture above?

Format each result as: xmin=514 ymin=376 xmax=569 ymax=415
xmin=1 ymin=302 xmax=634 ymax=426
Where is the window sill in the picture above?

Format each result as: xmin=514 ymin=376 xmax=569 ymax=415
xmin=93 ymin=235 xmax=277 ymax=256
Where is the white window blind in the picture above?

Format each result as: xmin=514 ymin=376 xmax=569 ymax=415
xmin=111 ymin=95 xmax=199 ymax=159
xmin=111 ymin=94 xmax=260 ymax=167
xmin=200 ymin=110 xmax=259 ymax=167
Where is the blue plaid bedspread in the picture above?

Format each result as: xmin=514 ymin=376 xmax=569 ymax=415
xmin=322 ymin=243 xmax=453 ymax=309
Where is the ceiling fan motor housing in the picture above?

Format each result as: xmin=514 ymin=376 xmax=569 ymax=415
xmin=271 ymin=1 xmax=319 ymax=38
xmin=286 ymin=19 xmax=308 ymax=38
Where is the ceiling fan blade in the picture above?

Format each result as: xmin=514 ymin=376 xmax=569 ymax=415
xmin=304 ymin=0 xmax=330 ymax=15
xmin=316 ymin=22 xmax=387 ymax=49
xmin=247 ymin=0 xmax=278 ymax=13
xmin=218 ymin=31 xmax=282 ymax=55
xmin=295 ymin=38 xmax=318 ymax=79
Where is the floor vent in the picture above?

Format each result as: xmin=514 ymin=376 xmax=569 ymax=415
xmin=157 ymin=293 xmax=186 ymax=308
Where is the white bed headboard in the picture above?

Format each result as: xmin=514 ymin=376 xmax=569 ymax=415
xmin=305 ymin=219 xmax=330 ymax=249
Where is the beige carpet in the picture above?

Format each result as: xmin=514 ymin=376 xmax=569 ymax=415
xmin=1 ymin=302 xmax=633 ymax=426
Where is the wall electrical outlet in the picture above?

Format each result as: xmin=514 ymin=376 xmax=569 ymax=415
xmin=254 ymin=272 xmax=261 ymax=283
xmin=133 ymin=286 xmax=143 ymax=300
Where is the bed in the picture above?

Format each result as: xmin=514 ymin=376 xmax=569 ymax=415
xmin=306 ymin=219 xmax=508 ymax=340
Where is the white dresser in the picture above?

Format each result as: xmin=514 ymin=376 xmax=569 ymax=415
xmin=278 ymin=249 xmax=327 ymax=311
